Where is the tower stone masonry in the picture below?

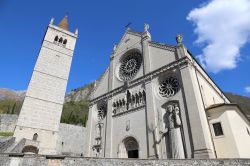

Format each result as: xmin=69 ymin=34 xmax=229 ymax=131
xmin=13 ymin=16 xmax=78 ymax=154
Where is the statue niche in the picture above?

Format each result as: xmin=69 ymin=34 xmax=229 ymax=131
xmin=160 ymin=102 xmax=185 ymax=159
xmin=92 ymin=100 xmax=107 ymax=157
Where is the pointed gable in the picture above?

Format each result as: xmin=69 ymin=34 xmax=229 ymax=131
xmin=113 ymin=29 xmax=142 ymax=56
xmin=58 ymin=16 xmax=69 ymax=31
xmin=111 ymin=29 xmax=144 ymax=89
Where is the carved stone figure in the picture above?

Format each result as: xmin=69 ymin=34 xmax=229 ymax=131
xmin=161 ymin=104 xmax=185 ymax=159
xmin=176 ymin=34 xmax=183 ymax=44
xmin=96 ymin=123 xmax=102 ymax=139
xmin=144 ymin=23 xmax=149 ymax=32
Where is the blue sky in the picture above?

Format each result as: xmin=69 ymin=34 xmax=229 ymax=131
xmin=0 ymin=0 xmax=250 ymax=97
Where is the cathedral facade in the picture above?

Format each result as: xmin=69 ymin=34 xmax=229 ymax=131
xmin=85 ymin=25 xmax=250 ymax=159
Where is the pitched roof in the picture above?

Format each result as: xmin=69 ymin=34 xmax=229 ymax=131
xmin=58 ymin=16 xmax=69 ymax=31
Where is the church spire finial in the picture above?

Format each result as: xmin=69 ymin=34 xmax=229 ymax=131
xmin=142 ymin=23 xmax=151 ymax=40
xmin=58 ymin=15 xmax=69 ymax=31
xmin=144 ymin=23 xmax=149 ymax=32
xmin=176 ymin=34 xmax=183 ymax=45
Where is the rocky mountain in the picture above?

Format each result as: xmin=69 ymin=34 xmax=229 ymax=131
xmin=64 ymin=82 xmax=94 ymax=103
xmin=0 ymin=89 xmax=25 ymax=101
xmin=0 ymin=89 xmax=25 ymax=114
xmin=60 ymin=82 xmax=94 ymax=126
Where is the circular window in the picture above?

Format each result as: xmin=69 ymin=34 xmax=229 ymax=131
xmin=119 ymin=52 xmax=142 ymax=81
xmin=159 ymin=76 xmax=180 ymax=98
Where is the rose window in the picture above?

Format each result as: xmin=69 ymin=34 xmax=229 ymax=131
xmin=159 ymin=76 xmax=180 ymax=97
xmin=119 ymin=52 xmax=142 ymax=81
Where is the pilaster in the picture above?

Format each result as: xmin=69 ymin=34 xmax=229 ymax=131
xmin=180 ymin=64 xmax=215 ymax=158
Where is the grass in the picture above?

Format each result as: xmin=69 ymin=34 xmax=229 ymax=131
xmin=0 ymin=132 xmax=14 ymax=137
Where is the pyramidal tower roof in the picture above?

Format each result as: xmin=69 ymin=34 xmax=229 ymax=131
xmin=58 ymin=15 xmax=69 ymax=31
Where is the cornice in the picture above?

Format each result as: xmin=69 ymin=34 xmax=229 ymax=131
xmin=148 ymin=41 xmax=176 ymax=52
xmin=126 ymin=29 xmax=143 ymax=37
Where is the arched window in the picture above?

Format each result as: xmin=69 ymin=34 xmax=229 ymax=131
xmin=59 ymin=37 xmax=63 ymax=43
xmin=33 ymin=133 xmax=38 ymax=141
xmin=54 ymin=36 xmax=59 ymax=42
xmin=63 ymin=39 xmax=67 ymax=45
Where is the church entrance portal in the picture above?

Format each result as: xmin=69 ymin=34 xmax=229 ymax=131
xmin=118 ymin=137 xmax=139 ymax=158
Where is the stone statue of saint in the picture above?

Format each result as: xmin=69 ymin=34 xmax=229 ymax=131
xmin=96 ymin=123 xmax=101 ymax=138
xmin=160 ymin=104 xmax=185 ymax=159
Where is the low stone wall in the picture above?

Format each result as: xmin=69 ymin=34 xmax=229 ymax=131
xmin=0 ymin=137 xmax=15 ymax=153
xmin=0 ymin=114 xmax=18 ymax=132
xmin=56 ymin=123 xmax=86 ymax=156
xmin=0 ymin=154 xmax=249 ymax=166
xmin=0 ymin=115 xmax=86 ymax=156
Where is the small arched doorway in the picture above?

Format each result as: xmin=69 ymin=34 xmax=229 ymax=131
xmin=118 ymin=136 xmax=139 ymax=158
xmin=22 ymin=145 xmax=39 ymax=154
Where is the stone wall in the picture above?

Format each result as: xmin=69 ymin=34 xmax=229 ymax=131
xmin=0 ymin=154 xmax=249 ymax=166
xmin=0 ymin=114 xmax=18 ymax=132
xmin=0 ymin=137 xmax=15 ymax=153
xmin=56 ymin=123 xmax=85 ymax=156
xmin=0 ymin=114 xmax=86 ymax=156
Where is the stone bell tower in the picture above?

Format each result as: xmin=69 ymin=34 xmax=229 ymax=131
xmin=13 ymin=16 xmax=78 ymax=154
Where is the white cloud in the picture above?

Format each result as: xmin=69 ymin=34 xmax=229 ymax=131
xmin=245 ymin=86 xmax=250 ymax=93
xmin=187 ymin=0 xmax=250 ymax=73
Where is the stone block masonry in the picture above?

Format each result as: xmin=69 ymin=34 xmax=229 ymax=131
xmin=0 ymin=113 xmax=86 ymax=156
xmin=0 ymin=115 xmax=18 ymax=132
xmin=0 ymin=154 xmax=249 ymax=166
xmin=56 ymin=123 xmax=86 ymax=156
